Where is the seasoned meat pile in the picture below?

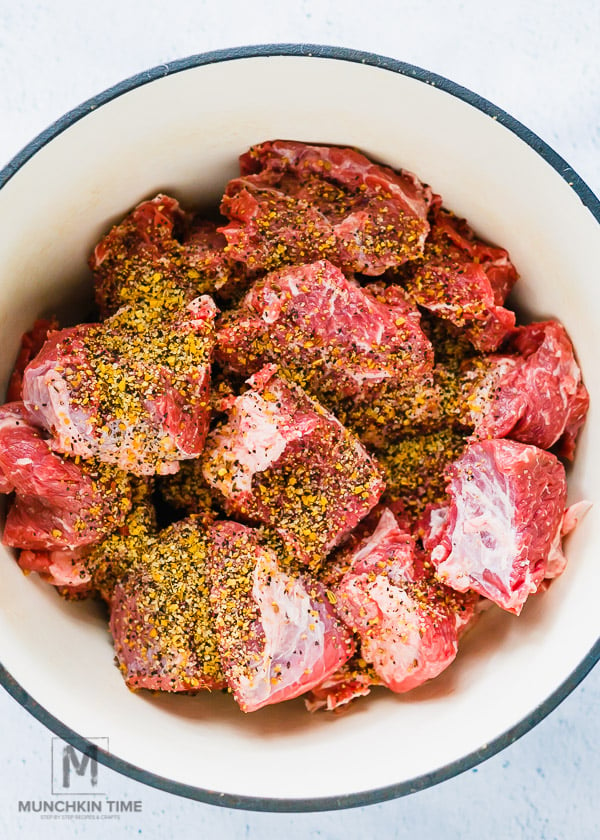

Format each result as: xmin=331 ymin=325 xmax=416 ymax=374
xmin=0 ymin=141 xmax=589 ymax=713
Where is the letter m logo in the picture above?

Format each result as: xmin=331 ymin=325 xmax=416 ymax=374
xmin=51 ymin=737 xmax=109 ymax=795
xmin=63 ymin=744 xmax=98 ymax=789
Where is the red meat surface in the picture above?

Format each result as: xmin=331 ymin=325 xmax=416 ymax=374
xmin=540 ymin=498 xmax=592 ymax=583
xmin=110 ymin=516 xmax=226 ymax=693
xmin=427 ymin=199 xmax=518 ymax=304
xmin=425 ymin=439 xmax=569 ymax=614
xmin=216 ymin=259 xmax=433 ymax=404
xmin=18 ymin=548 xmax=93 ymax=597
xmin=22 ymin=295 xmax=216 ymax=475
xmin=16 ymin=483 xmax=156 ymax=601
xmin=0 ymin=402 xmax=132 ymax=551
xmin=208 ymin=521 xmax=355 ymax=712
xmin=6 ymin=318 xmax=59 ymax=402
xmin=90 ymin=194 xmax=235 ymax=317
xmin=331 ymin=508 xmax=474 ymax=693
xmin=184 ymin=217 xmax=247 ymax=297
xmin=462 ymin=320 xmax=589 ymax=458
xmin=220 ymin=141 xmax=433 ymax=275
xmin=202 ymin=366 xmax=385 ymax=565
xmin=399 ymin=204 xmax=517 ymax=351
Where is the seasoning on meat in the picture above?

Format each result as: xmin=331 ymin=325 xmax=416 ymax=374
xmin=110 ymin=515 xmax=225 ymax=692
xmin=376 ymin=428 xmax=467 ymax=518
xmin=220 ymin=141 xmax=433 ymax=275
xmin=207 ymin=521 xmax=355 ymax=712
xmin=85 ymin=480 xmax=157 ymax=602
xmin=22 ymin=295 xmax=217 ymax=475
xmin=0 ymin=402 xmax=132 ymax=551
xmin=202 ymin=365 xmax=385 ymax=567
xmin=331 ymin=508 xmax=476 ymax=692
xmin=304 ymin=657 xmax=379 ymax=712
xmin=157 ymin=459 xmax=217 ymax=524
xmin=18 ymin=547 xmax=94 ymax=599
xmin=216 ymin=259 xmax=433 ymax=405
xmin=90 ymin=194 xmax=237 ymax=318
xmin=395 ymin=201 xmax=517 ymax=351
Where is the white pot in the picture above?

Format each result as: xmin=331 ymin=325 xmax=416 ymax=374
xmin=0 ymin=45 xmax=598 ymax=810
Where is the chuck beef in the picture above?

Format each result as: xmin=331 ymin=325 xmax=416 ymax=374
xmin=425 ymin=439 xmax=569 ymax=614
xmin=110 ymin=516 xmax=225 ymax=692
xmin=331 ymin=508 xmax=475 ymax=693
xmin=216 ymin=259 xmax=433 ymax=406
xmin=304 ymin=658 xmax=378 ymax=712
xmin=208 ymin=521 xmax=354 ymax=712
xmin=202 ymin=365 xmax=385 ymax=566
xmin=220 ymin=141 xmax=433 ymax=275
xmin=17 ymin=482 xmax=156 ymax=601
xmin=18 ymin=547 xmax=93 ymax=598
xmin=0 ymin=402 xmax=132 ymax=551
xmin=462 ymin=320 xmax=589 ymax=458
xmin=22 ymin=296 xmax=217 ymax=476
xmin=398 ymin=203 xmax=517 ymax=351
xmin=90 ymin=194 xmax=235 ymax=317
xmin=6 ymin=318 xmax=59 ymax=402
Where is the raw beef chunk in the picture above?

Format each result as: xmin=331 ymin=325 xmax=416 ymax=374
xmin=208 ymin=521 xmax=354 ymax=712
xmin=6 ymin=318 xmax=59 ymax=401
xmin=216 ymin=259 xmax=433 ymax=405
xmin=331 ymin=508 xmax=474 ymax=693
xmin=425 ymin=439 xmax=568 ymax=614
xmin=110 ymin=516 xmax=225 ymax=692
xmin=462 ymin=320 xmax=589 ymax=457
xmin=542 ymin=499 xmax=592 ymax=581
xmin=425 ymin=199 xmax=518 ymax=304
xmin=220 ymin=140 xmax=433 ymax=275
xmin=22 ymin=295 xmax=217 ymax=475
xmin=184 ymin=217 xmax=249 ymax=298
xmin=202 ymin=366 xmax=385 ymax=565
xmin=398 ymin=204 xmax=517 ymax=350
xmin=90 ymin=194 xmax=235 ymax=317
xmin=0 ymin=402 xmax=131 ymax=550
xmin=17 ymin=481 xmax=155 ymax=601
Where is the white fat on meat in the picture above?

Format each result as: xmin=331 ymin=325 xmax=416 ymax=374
xmin=350 ymin=508 xmax=411 ymax=573
xmin=203 ymin=387 xmax=318 ymax=498
xmin=236 ymin=551 xmax=327 ymax=709
xmin=434 ymin=462 xmax=519 ymax=593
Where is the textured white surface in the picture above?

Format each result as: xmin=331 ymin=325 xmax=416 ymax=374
xmin=0 ymin=0 xmax=599 ymax=837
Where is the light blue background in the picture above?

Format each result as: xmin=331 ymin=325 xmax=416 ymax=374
xmin=1 ymin=2 xmax=599 ymax=837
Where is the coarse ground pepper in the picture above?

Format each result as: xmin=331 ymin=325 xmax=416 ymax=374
xmin=86 ymin=480 xmax=157 ymax=602
xmin=53 ymin=292 xmax=215 ymax=474
xmin=114 ymin=515 xmax=225 ymax=690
